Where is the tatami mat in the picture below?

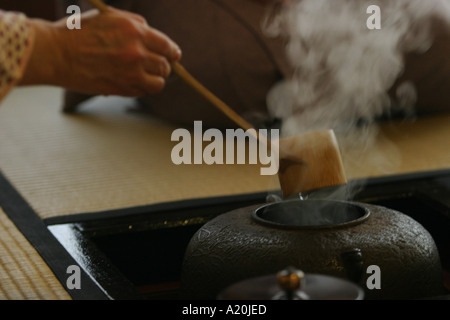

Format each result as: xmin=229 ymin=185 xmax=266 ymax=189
xmin=0 ymin=86 xmax=449 ymax=220
xmin=0 ymin=86 xmax=279 ymax=219
xmin=337 ymin=114 xmax=450 ymax=179
xmin=0 ymin=206 xmax=70 ymax=300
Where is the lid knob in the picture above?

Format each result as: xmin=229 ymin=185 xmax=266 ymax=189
xmin=275 ymin=266 xmax=305 ymax=300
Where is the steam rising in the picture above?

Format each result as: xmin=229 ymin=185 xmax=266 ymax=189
xmin=261 ymin=0 xmax=450 ymax=202
xmin=263 ymin=0 xmax=444 ymax=136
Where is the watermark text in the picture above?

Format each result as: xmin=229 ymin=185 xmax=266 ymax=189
xmin=171 ymin=121 xmax=279 ymax=176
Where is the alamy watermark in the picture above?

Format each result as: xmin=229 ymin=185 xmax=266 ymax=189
xmin=65 ymin=4 xmax=381 ymax=30
xmin=170 ymin=121 xmax=280 ymax=176
xmin=66 ymin=265 xmax=81 ymax=290
xmin=367 ymin=5 xmax=382 ymax=30
xmin=366 ymin=264 xmax=381 ymax=290
xmin=66 ymin=5 xmax=81 ymax=30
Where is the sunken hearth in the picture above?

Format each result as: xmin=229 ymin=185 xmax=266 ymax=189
xmin=48 ymin=170 xmax=450 ymax=300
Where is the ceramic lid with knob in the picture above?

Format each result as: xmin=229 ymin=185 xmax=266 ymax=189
xmin=218 ymin=266 xmax=364 ymax=300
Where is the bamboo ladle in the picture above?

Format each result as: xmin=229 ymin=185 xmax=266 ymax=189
xmin=87 ymin=0 xmax=347 ymax=197
xmin=170 ymin=63 xmax=347 ymax=197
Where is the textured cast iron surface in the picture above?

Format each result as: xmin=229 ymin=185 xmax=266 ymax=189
xmin=180 ymin=201 xmax=444 ymax=300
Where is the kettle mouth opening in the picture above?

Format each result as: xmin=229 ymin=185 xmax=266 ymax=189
xmin=253 ymin=199 xmax=370 ymax=230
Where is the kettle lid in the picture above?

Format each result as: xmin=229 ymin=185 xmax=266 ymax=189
xmin=218 ymin=266 xmax=364 ymax=300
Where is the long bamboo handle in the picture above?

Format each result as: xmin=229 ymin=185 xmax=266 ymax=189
xmin=171 ymin=62 xmax=255 ymax=131
xmin=87 ymin=0 xmax=109 ymax=12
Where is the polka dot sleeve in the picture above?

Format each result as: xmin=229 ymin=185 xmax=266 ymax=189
xmin=0 ymin=10 xmax=34 ymax=102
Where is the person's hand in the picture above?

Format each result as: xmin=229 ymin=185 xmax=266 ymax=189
xmin=20 ymin=7 xmax=182 ymax=97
